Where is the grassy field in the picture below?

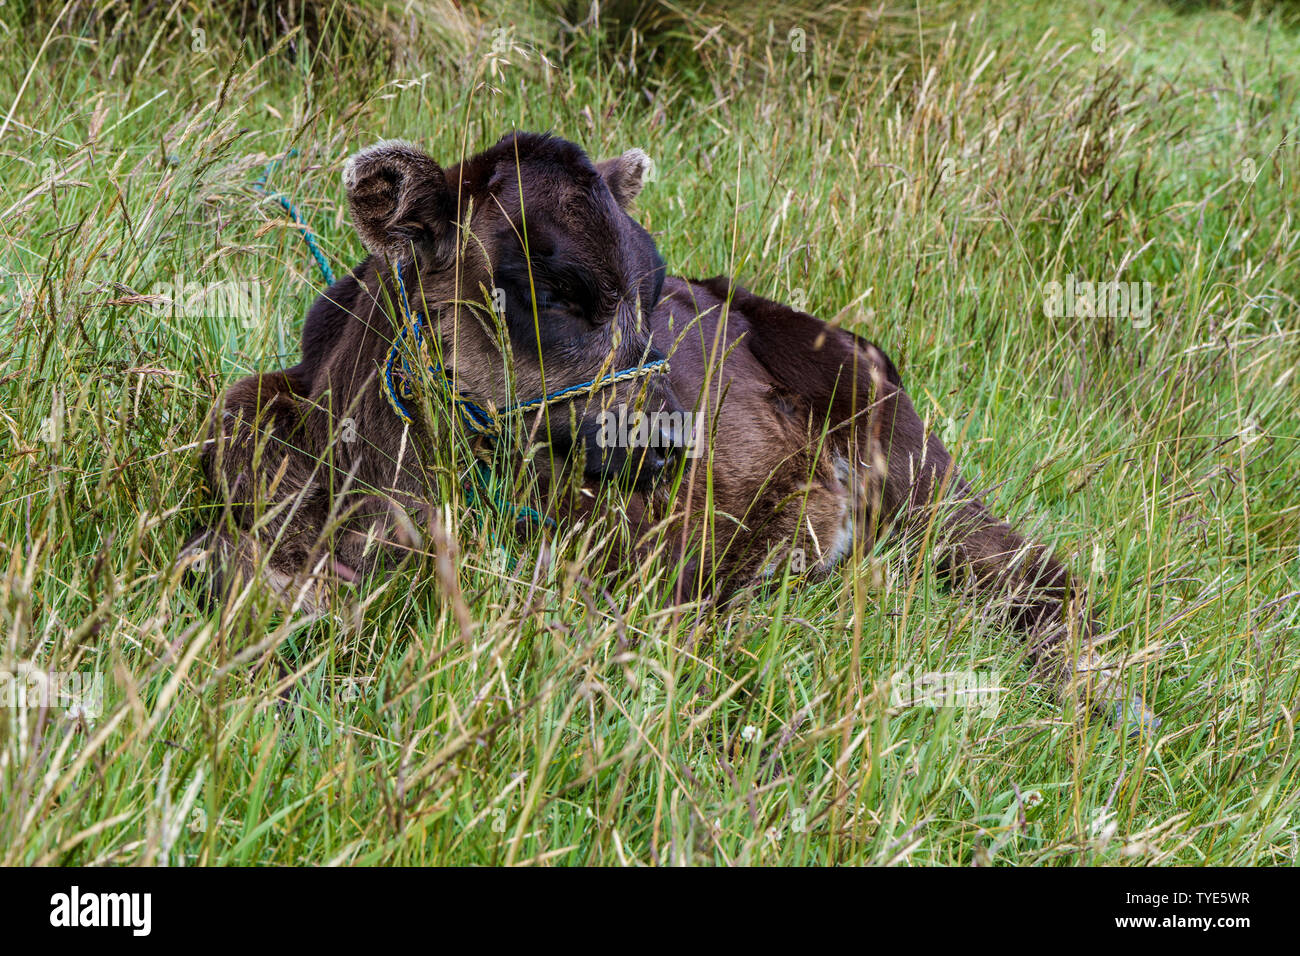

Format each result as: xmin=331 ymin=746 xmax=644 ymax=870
xmin=1 ymin=0 xmax=1297 ymax=865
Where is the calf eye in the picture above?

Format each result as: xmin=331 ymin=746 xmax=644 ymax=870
xmin=533 ymin=290 xmax=569 ymax=316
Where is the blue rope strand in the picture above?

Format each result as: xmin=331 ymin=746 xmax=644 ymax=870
xmin=254 ymin=151 xmax=336 ymax=287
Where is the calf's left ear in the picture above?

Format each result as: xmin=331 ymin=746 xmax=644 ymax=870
xmin=597 ymin=148 xmax=653 ymax=208
xmin=343 ymin=140 xmax=455 ymax=265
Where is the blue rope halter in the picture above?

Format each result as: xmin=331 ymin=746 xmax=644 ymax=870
xmin=380 ymin=267 xmax=670 ymax=439
xmin=252 ymin=157 xmax=667 ymax=536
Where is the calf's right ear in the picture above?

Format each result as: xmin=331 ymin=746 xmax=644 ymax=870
xmin=343 ymin=140 xmax=455 ymax=265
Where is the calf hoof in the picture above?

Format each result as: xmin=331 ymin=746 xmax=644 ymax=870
xmin=1112 ymin=695 xmax=1161 ymax=739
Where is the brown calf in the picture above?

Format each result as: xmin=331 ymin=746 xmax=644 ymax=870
xmin=185 ymin=132 xmax=1156 ymax=730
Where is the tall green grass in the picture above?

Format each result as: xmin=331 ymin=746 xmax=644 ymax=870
xmin=0 ymin=0 xmax=1297 ymax=864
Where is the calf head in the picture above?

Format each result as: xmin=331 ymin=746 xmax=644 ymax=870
xmin=343 ymin=132 xmax=684 ymax=490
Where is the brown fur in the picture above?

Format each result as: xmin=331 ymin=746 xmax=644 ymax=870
xmin=184 ymin=132 xmax=1153 ymax=725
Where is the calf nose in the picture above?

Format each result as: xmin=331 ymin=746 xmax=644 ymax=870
xmin=635 ymin=416 xmax=685 ymax=480
xmin=656 ymin=416 xmax=682 ymax=453
xmin=577 ymin=403 xmax=691 ymax=490
xmin=656 ymin=416 xmax=687 ymax=466
xmin=641 ymin=444 xmax=669 ymax=476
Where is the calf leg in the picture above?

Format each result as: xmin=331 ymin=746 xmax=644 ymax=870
xmin=859 ymin=345 xmax=1158 ymax=731
xmin=179 ymin=524 xmax=336 ymax=620
xmin=188 ymin=368 xmax=339 ymax=615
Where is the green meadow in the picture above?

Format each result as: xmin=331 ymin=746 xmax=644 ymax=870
xmin=0 ymin=0 xmax=1297 ymax=864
